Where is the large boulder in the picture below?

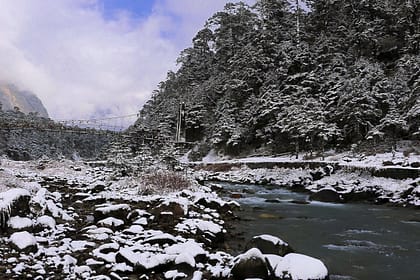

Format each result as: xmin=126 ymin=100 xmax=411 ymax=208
xmin=7 ymin=216 xmax=33 ymax=231
xmin=272 ymin=253 xmax=328 ymax=280
xmin=231 ymin=248 xmax=269 ymax=280
xmin=246 ymin=234 xmax=294 ymax=256
xmin=0 ymin=188 xmax=31 ymax=228
xmin=9 ymin=231 xmax=38 ymax=253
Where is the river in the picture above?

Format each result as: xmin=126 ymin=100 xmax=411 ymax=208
xmin=219 ymin=182 xmax=420 ymax=280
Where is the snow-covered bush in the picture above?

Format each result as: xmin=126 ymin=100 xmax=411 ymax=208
xmin=140 ymin=171 xmax=191 ymax=194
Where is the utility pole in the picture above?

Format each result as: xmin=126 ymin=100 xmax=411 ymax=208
xmin=296 ymin=0 xmax=301 ymax=44
xmin=175 ymin=102 xmax=186 ymax=142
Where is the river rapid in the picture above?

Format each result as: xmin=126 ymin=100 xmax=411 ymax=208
xmin=219 ymin=182 xmax=420 ymax=280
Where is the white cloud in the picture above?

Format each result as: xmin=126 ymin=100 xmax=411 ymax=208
xmin=0 ymin=0 xmax=255 ymax=124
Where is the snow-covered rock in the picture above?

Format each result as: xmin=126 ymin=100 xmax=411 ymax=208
xmin=70 ymin=240 xmax=96 ymax=252
xmin=143 ymin=233 xmax=178 ymax=246
xmin=0 ymin=188 xmax=31 ymax=227
xmin=94 ymin=204 xmax=131 ymax=221
xmin=231 ymin=248 xmax=268 ymax=279
xmin=164 ymin=270 xmax=187 ymax=279
xmin=175 ymin=219 xmax=223 ymax=235
xmin=97 ymin=217 xmax=125 ymax=229
xmin=9 ymin=231 xmax=38 ymax=252
xmin=123 ymin=225 xmax=144 ymax=235
xmin=247 ymin=234 xmax=293 ymax=256
xmin=7 ymin=216 xmax=33 ymax=230
xmin=174 ymin=252 xmax=196 ymax=268
xmin=133 ymin=217 xmax=148 ymax=226
xmin=165 ymin=240 xmax=206 ymax=258
xmin=36 ymin=215 xmax=56 ymax=229
xmin=273 ymin=253 xmax=328 ymax=280
xmin=84 ymin=227 xmax=114 ymax=241
xmin=116 ymin=248 xmax=175 ymax=271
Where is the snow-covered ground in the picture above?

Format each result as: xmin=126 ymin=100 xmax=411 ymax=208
xmin=0 ymin=158 xmax=329 ymax=279
xmin=194 ymin=149 xmax=420 ymax=170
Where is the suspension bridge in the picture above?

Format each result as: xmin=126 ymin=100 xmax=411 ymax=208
xmin=0 ymin=111 xmax=193 ymax=146
xmin=0 ymin=113 xmax=138 ymax=135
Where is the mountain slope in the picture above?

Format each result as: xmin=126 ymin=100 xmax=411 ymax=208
xmin=0 ymin=84 xmax=49 ymax=118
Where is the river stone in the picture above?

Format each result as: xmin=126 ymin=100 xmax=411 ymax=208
xmin=230 ymin=193 xmax=243 ymax=199
xmin=195 ymin=197 xmax=222 ymax=210
xmin=9 ymin=231 xmax=38 ymax=253
xmin=289 ymin=182 xmax=307 ymax=193
xmin=273 ymin=253 xmax=329 ymax=280
xmin=152 ymin=202 xmax=186 ymax=219
xmin=94 ymin=204 xmax=131 ymax=222
xmin=97 ymin=217 xmax=125 ymax=230
xmin=127 ymin=209 xmax=151 ymax=223
xmin=231 ymin=248 xmax=269 ymax=280
xmin=7 ymin=216 xmax=33 ymax=231
xmin=265 ymin=199 xmax=281 ymax=203
xmin=383 ymin=160 xmax=395 ymax=166
xmin=91 ymin=183 xmax=106 ymax=193
xmin=309 ymin=189 xmax=343 ymax=203
xmin=343 ymin=190 xmax=377 ymax=202
xmin=310 ymin=170 xmax=325 ymax=181
xmin=246 ymin=234 xmax=293 ymax=256
xmin=142 ymin=233 xmax=177 ymax=246
xmin=410 ymin=162 xmax=420 ymax=168
xmin=170 ymin=253 xmax=196 ymax=277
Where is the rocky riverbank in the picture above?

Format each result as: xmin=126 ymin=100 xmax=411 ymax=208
xmin=193 ymin=164 xmax=420 ymax=208
xmin=0 ymin=159 xmax=329 ymax=280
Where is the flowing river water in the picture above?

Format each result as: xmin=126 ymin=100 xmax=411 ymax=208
xmin=219 ymin=182 xmax=420 ymax=280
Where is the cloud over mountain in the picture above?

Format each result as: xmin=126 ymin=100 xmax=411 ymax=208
xmin=0 ymin=0 xmax=253 ymax=122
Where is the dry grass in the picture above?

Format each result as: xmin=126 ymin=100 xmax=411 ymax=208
xmin=140 ymin=171 xmax=191 ymax=193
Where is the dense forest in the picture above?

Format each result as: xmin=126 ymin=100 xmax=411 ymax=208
xmin=133 ymin=0 xmax=420 ymax=159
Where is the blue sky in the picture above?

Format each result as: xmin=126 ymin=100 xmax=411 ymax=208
xmin=101 ymin=0 xmax=156 ymax=20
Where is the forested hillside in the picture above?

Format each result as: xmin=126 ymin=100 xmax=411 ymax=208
xmin=133 ymin=0 xmax=420 ymax=158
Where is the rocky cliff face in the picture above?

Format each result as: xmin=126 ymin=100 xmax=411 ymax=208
xmin=0 ymin=84 xmax=49 ymax=118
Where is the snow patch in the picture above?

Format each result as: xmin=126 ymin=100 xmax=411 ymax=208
xmin=9 ymin=231 xmax=37 ymax=250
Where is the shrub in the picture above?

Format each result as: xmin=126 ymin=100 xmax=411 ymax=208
xmin=140 ymin=171 xmax=191 ymax=193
